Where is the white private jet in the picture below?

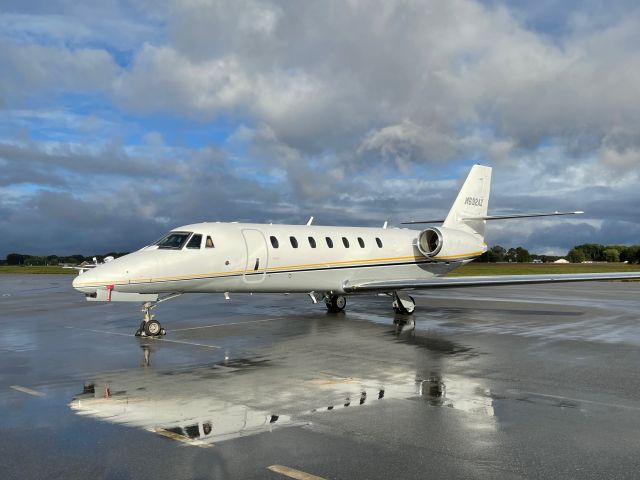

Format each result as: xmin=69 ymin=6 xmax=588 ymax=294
xmin=72 ymin=165 xmax=640 ymax=337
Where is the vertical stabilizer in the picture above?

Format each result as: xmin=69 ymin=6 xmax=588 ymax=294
xmin=442 ymin=165 xmax=492 ymax=239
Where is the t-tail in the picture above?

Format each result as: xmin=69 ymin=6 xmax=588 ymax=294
xmin=402 ymin=164 xmax=583 ymax=260
xmin=402 ymin=163 xmax=583 ymax=236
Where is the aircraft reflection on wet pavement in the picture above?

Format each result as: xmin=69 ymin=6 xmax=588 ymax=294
xmin=69 ymin=325 xmax=495 ymax=447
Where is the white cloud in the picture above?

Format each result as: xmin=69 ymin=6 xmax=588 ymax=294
xmin=0 ymin=2 xmax=164 ymax=50
xmin=114 ymin=45 xmax=253 ymax=116
xmin=106 ymin=0 xmax=640 ymax=175
xmin=358 ymin=120 xmax=461 ymax=170
xmin=0 ymin=43 xmax=119 ymax=103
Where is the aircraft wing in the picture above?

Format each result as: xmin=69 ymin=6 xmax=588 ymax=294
xmin=343 ymin=272 xmax=640 ymax=293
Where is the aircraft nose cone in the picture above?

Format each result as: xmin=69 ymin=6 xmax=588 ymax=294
xmin=72 ymin=271 xmax=97 ymax=294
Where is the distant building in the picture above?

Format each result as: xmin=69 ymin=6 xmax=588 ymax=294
xmin=532 ymin=259 xmax=543 ymax=264
xmin=553 ymin=258 xmax=570 ymax=264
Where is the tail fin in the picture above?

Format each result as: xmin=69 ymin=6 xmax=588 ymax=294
xmin=443 ymin=164 xmax=492 ymax=239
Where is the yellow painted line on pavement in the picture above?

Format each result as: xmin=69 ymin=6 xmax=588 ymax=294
xmin=10 ymin=385 xmax=46 ymax=397
xmin=172 ymin=317 xmax=282 ymax=331
xmin=65 ymin=326 xmax=220 ymax=349
xmin=152 ymin=337 xmax=221 ymax=349
xmin=268 ymin=465 xmax=326 ymax=480
xmin=64 ymin=326 xmax=131 ymax=337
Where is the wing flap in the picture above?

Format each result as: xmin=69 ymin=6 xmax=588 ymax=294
xmin=344 ymin=272 xmax=640 ymax=292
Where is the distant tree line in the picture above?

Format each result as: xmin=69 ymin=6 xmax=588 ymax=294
xmin=476 ymin=243 xmax=640 ymax=264
xmin=3 ymin=253 xmax=130 ymax=266
xmin=566 ymin=244 xmax=640 ymax=264
xmin=476 ymin=245 xmax=533 ymax=263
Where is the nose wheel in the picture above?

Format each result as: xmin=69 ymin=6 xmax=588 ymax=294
xmin=135 ymin=319 xmax=165 ymax=337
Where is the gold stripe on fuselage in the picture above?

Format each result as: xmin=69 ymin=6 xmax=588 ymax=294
xmin=75 ymin=251 xmax=483 ymax=287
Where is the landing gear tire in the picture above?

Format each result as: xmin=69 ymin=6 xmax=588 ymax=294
xmin=144 ymin=319 xmax=163 ymax=337
xmin=325 ymin=295 xmax=347 ymax=313
xmin=135 ymin=320 xmax=145 ymax=337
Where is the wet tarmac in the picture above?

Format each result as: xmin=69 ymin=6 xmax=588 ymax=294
xmin=1 ymin=274 xmax=640 ymax=479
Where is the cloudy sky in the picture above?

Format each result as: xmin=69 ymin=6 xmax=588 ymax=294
xmin=1 ymin=0 xmax=639 ymax=257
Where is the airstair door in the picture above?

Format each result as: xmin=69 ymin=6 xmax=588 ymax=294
xmin=241 ymin=229 xmax=269 ymax=283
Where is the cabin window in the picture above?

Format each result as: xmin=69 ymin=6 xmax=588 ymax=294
xmin=376 ymin=237 xmax=383 ymax=248
xmin=342 ymin=237 xmax=350 ymax=248
xmin=205 ymin=236 xmax=214 ymax=248
xmin=290 ymin=236 xmax=299 ymax=248
xmin=326 ymin=237 xmax=333 ymax=248
xmin=186 ymin=234 xmax=202 ymax=249
xmin=308 ymin=237 xmax=316 ymax=248
xmin=357 ymin=237 xmax=365 ymax=248
xmin=270 ymin=236 xmax=279 ymax=248
xmin=154 ymin=231 xmax=192 ymax=250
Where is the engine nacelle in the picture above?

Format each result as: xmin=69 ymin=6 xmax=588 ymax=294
xmin=416 ymin=226 xmax=485 ymax=260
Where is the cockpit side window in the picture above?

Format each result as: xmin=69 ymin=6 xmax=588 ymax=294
xmin=205 ymin=236 xmax=214 ymax=248
xmin=154 ymin=231 xmax=192 ymax=249
xmin=186 ymin=234 xmax=203 ymax=249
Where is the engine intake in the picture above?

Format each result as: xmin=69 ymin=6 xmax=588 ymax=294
xmin=417 ymin=227 xmax=443 ymax=257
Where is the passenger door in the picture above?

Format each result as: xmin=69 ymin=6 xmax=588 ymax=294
xmin=241 ymin=229 xmax=269 ymax=283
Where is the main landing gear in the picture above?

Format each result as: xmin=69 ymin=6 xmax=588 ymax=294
xmin=134 ymin=293 xmax=182 ymax=337
xmin=392 ymin=291 xmax=416 ymax=335
xmin=325 ymin=294 xmax=347 ymax=313
xmin=392 ymin=291 xmax=416 ymax=315
xmin=322 ymin=292 xmax=416 ymax=315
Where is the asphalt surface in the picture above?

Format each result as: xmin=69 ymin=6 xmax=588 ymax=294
xmin=1 ymin=274 xmax=640 ymax=479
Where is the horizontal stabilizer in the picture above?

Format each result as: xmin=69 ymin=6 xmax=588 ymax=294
xmin=344 ymin=271 xmax=640 ymax=293
xmin=401 ymin=211 xmax=583 ymax=225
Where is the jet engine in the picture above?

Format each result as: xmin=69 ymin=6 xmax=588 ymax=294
xmin=416 ymin=226 xmax=485 ymax=259
xmin=417 ymin=227 xmax=443 ymax=257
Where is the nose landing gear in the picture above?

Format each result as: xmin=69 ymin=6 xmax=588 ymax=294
xmin=134 ymin=293 xmax=182 ymax=337
xmin=135 ymin=302 xmax=166 ymax=337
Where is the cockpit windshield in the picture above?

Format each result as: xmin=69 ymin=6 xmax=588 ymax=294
xmin=154 ymin=231 xmax=192 ymax=249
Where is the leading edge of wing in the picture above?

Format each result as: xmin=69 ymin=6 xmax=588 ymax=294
xmin=343 ymin=271 xmax=640 ymax=292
